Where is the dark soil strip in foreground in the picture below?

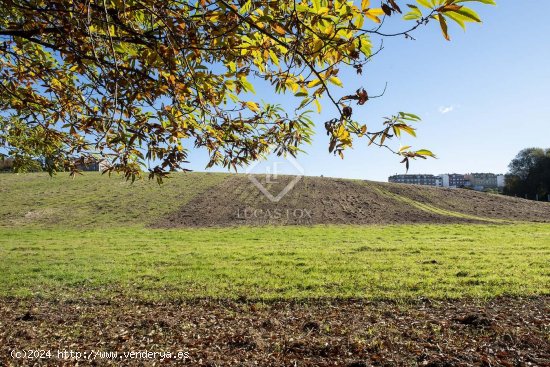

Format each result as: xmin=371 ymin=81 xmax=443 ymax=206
xmin=1 ymin=297 xmax=548 ymax=366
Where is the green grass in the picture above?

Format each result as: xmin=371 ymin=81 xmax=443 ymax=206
xmin=1 ymin=173 xmax=549 ymax=301
xmin=1 ymin=223 xmax=549 ymax=300
xmin=0 ymin=172 xmax=226 ymax=228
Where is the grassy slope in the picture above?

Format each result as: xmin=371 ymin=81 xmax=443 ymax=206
xmin=0 ymin=172 xmax=226 ymax=228
xmin=0 ymin=172 xmax=549 ymax=300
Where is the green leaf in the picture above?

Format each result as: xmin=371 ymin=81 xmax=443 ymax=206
xmin=240 ymin=76 xmax=256 ymax=93
xmin=444 ymin=11 xmax=466 ymax=30
xmin=297 ymin=97 xmax=312 ymax=110
xmin=239 ymin=0 xmax=252 ymax=14
xmin=415 ymin=149 xmax=436 ymax=157
xmin=416 ymin=0 xmax=432 ymax=9
xmin=456 ymin=0 xmax=496 ymax=5
xmin=399 ymin=112 xmax=421 ymax=121
xmin=452 ymin=7 xmax=482 ymax=22
xmin=312 ymin=0 xmax=321 ymax=12
xmin=269 ymin=50 xmax=280 ymax=66
xmin=403 ymin=6 xmax=422 ymax=20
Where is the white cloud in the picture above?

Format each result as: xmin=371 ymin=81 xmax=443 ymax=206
xmin=438 ymin=105 xmax=454 ymax=114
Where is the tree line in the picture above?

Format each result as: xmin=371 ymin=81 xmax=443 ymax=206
xmin=504 ymin=148 xmax=550 ymax=201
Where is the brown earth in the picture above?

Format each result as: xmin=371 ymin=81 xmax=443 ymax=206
xmin=154 ymin=175 xmax=550 ymax=228
xmin=380 ymin=182 xmax=550 ymax=223
xmin=1 ymin=297 xmax=548 ymax=366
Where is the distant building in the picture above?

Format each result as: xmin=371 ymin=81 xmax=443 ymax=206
xmin=440 ymin=173 xmax=466 ymax=188
xmin=464 ymin=173 xmax=503 ymax=191
xmin=76 ymin=158 xmax=109 ymax=172
xmin=496 ymin=174 xmax=505 ymax=188
xmin=388 ymin=174 xmax=441 ymax=187
xmin=77 ymin=161 xmax=99 ymax=171
xmin=389 ymin=172 xmax=505 ymax=191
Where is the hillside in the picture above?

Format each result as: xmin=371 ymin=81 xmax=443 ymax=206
xmin=1 ymin=172 xmax=549 ymax=228
xmin=2 ymin=173 xmax=550 ymax=366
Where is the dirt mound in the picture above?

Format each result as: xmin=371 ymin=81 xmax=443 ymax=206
xmin=154 ymin=175 xmax=550 ymax=227
xmin=379 ymin=182 xmax=550 ymax=222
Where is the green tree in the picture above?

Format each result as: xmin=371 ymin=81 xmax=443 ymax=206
xmin=0 ymin=0 xmax=494 ymax=180
xmin=504 ymin=148 xmax=550 ymax=200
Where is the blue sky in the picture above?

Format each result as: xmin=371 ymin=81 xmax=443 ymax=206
xmin=186 ymin=1 xmax=550 ymax=182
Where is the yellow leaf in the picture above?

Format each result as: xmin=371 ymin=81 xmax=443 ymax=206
xmin=312 ymin=39 xmax=324 ymax=53
xmin=329 ymin=76 xmax=343 ymax=87
xmin=367 ymin=8 xmax=385 ymax=16
xmin=400 ymin=125 xmax=417 ymax=137
xmin=314 ymin=99 xmax=322 ymax=113
xmin=317 ymin=6 xmax=329 ymax=15
xmin=272 ymin=24 xmax=286 ymax=35
xmin=286 ymin=79 xmax=299 ymax=93
xmin=308 ymin=79 xmax=322 ymax=88
xmin=324 ymin=24 xmax=334 ymax=36
xmin=269 ymin=50 xmax=280 ymax=66
xmin=364 ymin=12 xmax=381 ymax=23
xmin=393 ymin=125 xmax=401 ymax=138
xmin=361 ymin=0 xmax=370 ymax=11
xmin=415 ymin=149 xmax=436 ymax=157
xmin=245 ymin=101 xmax=260 ymax=112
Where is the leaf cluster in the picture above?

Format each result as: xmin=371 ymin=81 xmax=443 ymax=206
xmin=0 ymin=0 xmax=494 ymax=179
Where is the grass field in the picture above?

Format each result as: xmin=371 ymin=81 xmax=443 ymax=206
xmin=0 ymin=172 xmax=227 ymax=228
xmin=2 ymin=223 xmax=549 ymax=300
xmin=2 ymin=173 xmax=549 ymax=365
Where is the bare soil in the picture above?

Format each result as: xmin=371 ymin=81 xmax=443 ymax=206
xmin=1 ymin=297 xmax=548 ymax=366
xmin=155 ymin=175 xmax=550 ymax=228
xmin=379 ymin=182 xmax=550 ymax=223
